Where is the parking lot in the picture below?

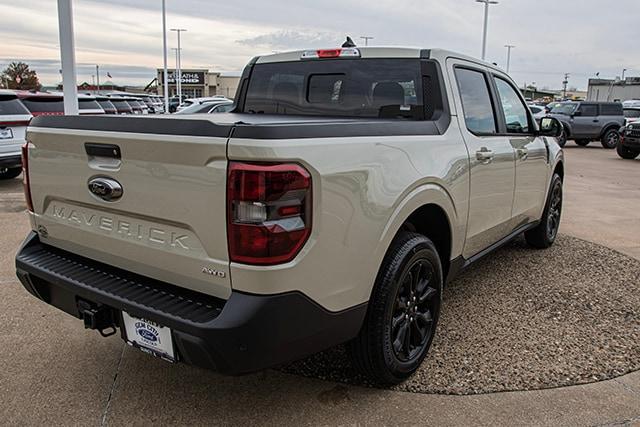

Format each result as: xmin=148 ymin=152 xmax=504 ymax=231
xmin=1 ymin=144 xmax=639 ymax=426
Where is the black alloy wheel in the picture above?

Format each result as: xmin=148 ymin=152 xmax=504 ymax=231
xmin=391 ymin=259 xmax=439 ymax=362
xmin=546 ymin=180 xmax=562 ymax=241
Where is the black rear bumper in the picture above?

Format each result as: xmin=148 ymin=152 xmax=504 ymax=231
xmin=15 ymin=232 xmax=367 ymax=374
xmin=0 ymin=155 xmax=22 ymax=169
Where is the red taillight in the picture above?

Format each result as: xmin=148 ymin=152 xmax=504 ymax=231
xmin=21 ymin=143 xmax=33 ymax=212
xmin=317 ymin=49 xmax=342 ymax=58
xmin=227 ymin=162 xmax=312 ymax=265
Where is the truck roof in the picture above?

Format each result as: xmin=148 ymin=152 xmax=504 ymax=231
xmin=256 ymin=47 xmax=504 ymax=73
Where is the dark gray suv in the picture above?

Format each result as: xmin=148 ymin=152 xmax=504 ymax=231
xmin=550 ymin=101 xmax=625 ymax=148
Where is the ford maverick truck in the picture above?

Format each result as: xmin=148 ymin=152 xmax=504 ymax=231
xmin=16 ymin=46 xmax=564 ymax=384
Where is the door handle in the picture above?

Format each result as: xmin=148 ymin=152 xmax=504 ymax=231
xmin=516 ymin=148 xmax=528 ymax=160
xmin=592 ymin=119 xmax=599 ymax=123
xmin=476 ymin=148 xmax=494 ymax=163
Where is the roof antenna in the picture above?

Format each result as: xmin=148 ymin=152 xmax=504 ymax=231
xmin=342 ymin=36 xmax=356 ymax=48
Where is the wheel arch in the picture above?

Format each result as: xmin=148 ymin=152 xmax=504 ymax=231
xmin=600 ymin=123 xmax=622 ymax=138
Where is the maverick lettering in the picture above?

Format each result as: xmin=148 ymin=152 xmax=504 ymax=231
xmin=50 ymin=204 xmax=190 ymax=250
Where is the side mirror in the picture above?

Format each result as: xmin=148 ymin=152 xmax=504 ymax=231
xmin=538 ymin=117 xmax=563 ymax=138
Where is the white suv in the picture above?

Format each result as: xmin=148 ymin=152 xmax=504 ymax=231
xmin=0 ymin=91 xmax=31 ymax=180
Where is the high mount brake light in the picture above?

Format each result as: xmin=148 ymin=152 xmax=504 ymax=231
xmin=301 ymin=48 xmax=361 ymax=59
xmin=21 ymin=142 xmax=33 ymax=212
xmin=227 ymin=162 xmax=312 ymax=265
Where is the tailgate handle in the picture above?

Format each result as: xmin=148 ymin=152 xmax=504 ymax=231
xmin=85 ymin=143 xmax=121 ymax=159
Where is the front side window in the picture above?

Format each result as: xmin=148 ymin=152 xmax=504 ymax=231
xmin=494 ymin=77 xmax=530 ymax=134
xmin=455 ymin=68 xmax=497 ymax=134
xmin=243 ymin=59 xmax=425 ymax=119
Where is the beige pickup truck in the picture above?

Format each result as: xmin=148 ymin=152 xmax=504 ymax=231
xmin=16 ymin=46 xmax=564 ymax=384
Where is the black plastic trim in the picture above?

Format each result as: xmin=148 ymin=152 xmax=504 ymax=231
xmin=445 ymin=221 xmax=539 ymax=284
xmin=0 ymin=155 xmax=22 ymax=168
xmin=15 ymin=232 xmax=367 ymax=374
xmin=29 ymin=115 xmax=233 ymax=138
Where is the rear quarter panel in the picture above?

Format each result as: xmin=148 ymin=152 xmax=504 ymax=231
xmin=228 ymin=121 xmax=470 ymax=312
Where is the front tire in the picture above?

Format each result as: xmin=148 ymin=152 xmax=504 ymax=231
xmin=0 ymin=167 xmax=22 ymax=180
xmin=616 ymin=143 xmax=640 ymax=159
xmin=348 ymin=232 xmax=442 ymax=385
xmin=557 ymin=128 xmax=568 ymax=147
xmin=600 ymin=128 xmax=620 ymax=149
xmin=525 ymin=173 xmax=563 ymax=249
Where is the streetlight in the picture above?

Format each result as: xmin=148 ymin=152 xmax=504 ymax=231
xmin=161 ymin=0 xmax=169 ymax=113
xmin=622 ymin=68 xmax=627 ymax=81
xmin=360 ymin=36 xmax=374 ymax=46
xmin=476 ymin=0 xmax=499 ymax=60
xmin=170 ymin=28 xmax=186 ymax=100
xmin=170 ymin=47 xmax=180 ymax=97
xmin=504 ymin=44 xmax=515 ymax=73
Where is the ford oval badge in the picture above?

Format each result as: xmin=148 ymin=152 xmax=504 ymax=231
xmin=88 ymin=177 xmax=123 ymax=201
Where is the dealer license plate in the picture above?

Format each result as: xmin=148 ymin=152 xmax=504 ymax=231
xmin=122 ymin=312 xmax=175 ymax=362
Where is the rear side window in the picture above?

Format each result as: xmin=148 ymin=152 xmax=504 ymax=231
xmin=578 ymin=104 xmax=598 ymax=116
xmin=600 ymin=104 xmax=623 ymax=115
xmin=243 ymin=59 xmax=425 ymax=119
xmin=494 ymin=77 xmax=530 ymax=134
xmin=21 ymin=97 xmax=64 ymax=113
xmin=455 ymin=68 xmax=497 ymax=134
xmin=0 ymin=96 xmax=30 ymax=115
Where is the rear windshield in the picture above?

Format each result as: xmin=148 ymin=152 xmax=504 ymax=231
xmin=21 ymin=97 xmax=64 ymax=113
xmin=78 ymin=99 xmax=102 ymax=110
xmin=97 ymin=100 xmax=116 ymax=111
xmin=0 ymin=96 xmax=30 ymax=115
xmin=624 ymin=109 xmax=640 ymax=118
xmin=243 ymin=59 xmax=425 ymax=119
xmin=110 ymin=100 xmax=131 ymax=110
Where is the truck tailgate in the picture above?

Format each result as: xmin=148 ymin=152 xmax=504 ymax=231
xmin=26 ymin=116 xmax=233 ymax=299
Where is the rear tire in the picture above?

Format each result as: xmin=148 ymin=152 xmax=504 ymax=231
xmin=525 ymin=173 xmax=563 ymax=249
xmin=616 ymin=143 xmax=640 ymax=159
xmin=600 ymin=128 xmax=620 ymax=149
xmin=0 ymin=167 xmax=22 ymax=180
xmin=348 ymin=232 xmax=442 ymax=385
xmin=575 ymin=140 xmax=590 ymax=147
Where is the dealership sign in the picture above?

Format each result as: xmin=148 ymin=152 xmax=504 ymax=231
xmin=161 ymin=71 xmax=205 ymax=85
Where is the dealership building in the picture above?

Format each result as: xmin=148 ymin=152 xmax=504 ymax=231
xmin=587 ymin=77 xmax=640 ymax=102
xmin=156 ymin=69 xmax=241 ymax=99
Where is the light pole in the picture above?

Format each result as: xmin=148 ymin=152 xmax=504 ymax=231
xmin=56 ymin=0 xmax=79 ymax=115
xmin=95 ymin=64 xmax=100 ymax=94
xmin=171 ymin=48 xmax=180 ymax=97
xmin=360 ymin=36 xmax=374 ymax=46
xmin=170 ymin=28 xmax=186 ymax=101
xmin=161 ymin=0 xmax=169 ymax=113
xmin=476 ymin=0 xmax=499 ymax=60
xmin=504 ymin=44 xmax=515 ymax=73
xmin=622 ymin=68 xmax=627 ymax=81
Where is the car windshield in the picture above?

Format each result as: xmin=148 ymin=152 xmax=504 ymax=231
xmin=243 ymin=58 xmax=426 ymax=119
xmin=0 ymin=96 xmax=30 ymax=115
xmin=110 ymin=100 xmax=131 ymax=110
xmin=623 ymin=109 xmax=640 ymax=118
xmin=551 ymin=103 xmax=578 ymax=115
xmin=97 ymin=100 xmax=116 ymax=110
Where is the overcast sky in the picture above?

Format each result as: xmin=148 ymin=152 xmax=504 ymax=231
xmin=1 ymin=0 xmax=639 ymax=90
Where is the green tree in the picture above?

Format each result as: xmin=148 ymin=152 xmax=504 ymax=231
xmin=0 ymin=62 xmax=41 ymax=90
